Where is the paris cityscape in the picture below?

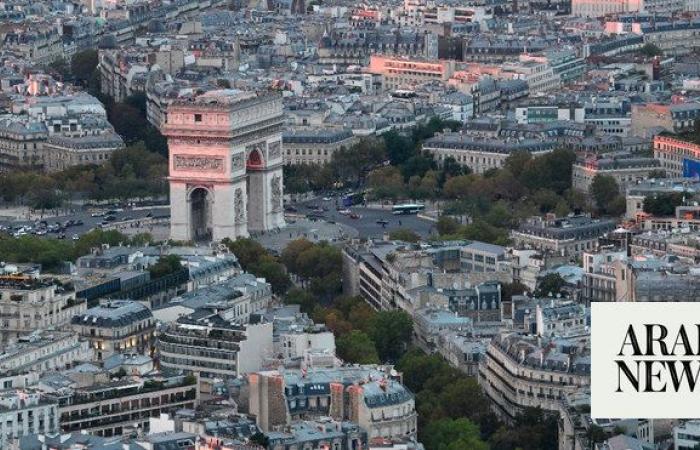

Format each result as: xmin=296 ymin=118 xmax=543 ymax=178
xmin=3 ymin=0 xmax=700 ymax=448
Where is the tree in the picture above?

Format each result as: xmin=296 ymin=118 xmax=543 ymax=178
xmin=251 ymin=255 xmax=291 ymax=295
xmin=443 ymin=175 xmax=472 ymax=200
xmin=504 ymin=151 xmax=532 ymax=179
xmin=250 ymin=432 xmax=270 ymax=448
xmin=368 ymin=166 xmax=405 ymax=200
xmin=71 ymin=49 xmax=99 ymax=82
xmin=640 ymin=43 xmax=663 ymax=57
xmin=388 ymin=228 xmax=420 ymax=243
xmin=383 ymin=130 xmax=414 ymax=166
xmin=47 ymin=57 xmax=70 ymax=80
xmin=590 ymin=175 xmax=620 ymax=214
xmin=643 ymin=192 xmax=685 ymax=216
xmin=109 ymin=103 xmax=145 ymax=144
xmin=520 ymin=149 xmax=576 ymax=195
xmin=500 ymin=281 xmax=530 ymax=302
xmin=223 ymin=238 xmax=267 ymax=269
xmin=422 ymin=418 xmax=489 ymax=450
xmin=535 ymin=273 xmax=567 ymax=297
xmin=401 ymin=152 xmax=437 ymax=180
xmin=281 ymin=238 xmax=314 ymax=275
xmin=436 ymin=216 xmax=460 ymax=236
xmin=648 ymin=169 xmax=666 ymax=179
xmin=460 ymin=220 xmax=510 ymax=246
xmin=337 ymin=330 xmax=380 ymax=364
xmin=149 ymin=255 xmax=182 ymax=279
xmin=284 ymin=287 xmax=317 ymax=313
xmin=369 ymin=310 xmax=413 ymax=362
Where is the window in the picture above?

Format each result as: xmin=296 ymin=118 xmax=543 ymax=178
xmin=194 ymin=114 xmax=202 ymax=123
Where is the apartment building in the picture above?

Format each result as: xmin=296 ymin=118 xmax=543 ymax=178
xmin=631 ymin=103 xmax=700 ymax=138
xmin=158 ymin=315 xmax=273 ymax=387
xmin=413 ymin=308 xmax=473 ymax=352
xmin=0 ymin=277 xmax=87 ymax=346
xmin=367 ymin=55 xmax=456 ymax=91
xmin=511 ymin=215 xmax=617 ymax=257
xmin=282 ymin=127 xmax=358 ymax=165
xmin=249 ymin=367 xmax=416 ymax=440
xmin=572 ymin=156 xmax=661 ymax=193
xmin=49 ymin=375 xmax=198 ymax=437
xmin=71 ymin=300 xmax=155 ymax=362
xmin=581 ymin=250 xmax=627 ymax=304
xmin=0 ymin=331 xmax=89 ymax=377
xmin=571 ymin=0 xmax=641 ymax=17
xmin=653 ymin=135 xmax=700 ymax=177
xmin=0 ymin=390 xmax=59 ymax=449
xmin=674 ymin=420 xmax=700 ymax=450
xmin=343 ymin=240 xmax=508 ymax=316
xmin=423 ymin=132 xmax=556 ymax=174
xmin=478 ymin=332 xmax=590 ymax=420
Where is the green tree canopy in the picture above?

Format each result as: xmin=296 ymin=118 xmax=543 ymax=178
xmin=149 ymin=255 xmax=182 ymax=279
xmin=71 ymin=49 xmax=98 ymax=82
xmin=643 ymin=192 xmax=686 ymax=217
xmin=337 ymin=330 xmax=380 ymax=364
xmin=590 ymin=175 xmax=621 ymax=215
xmin=535 ymin=273 xmax=567 ymax=297
xmin=422 ymin=418 xmax=489 ymax=450
xmin=369 ymin=310 xmax=413 ymax=362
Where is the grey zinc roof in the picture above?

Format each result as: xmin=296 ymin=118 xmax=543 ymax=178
xmin=72 ymin=300 xmax=152 ymax=328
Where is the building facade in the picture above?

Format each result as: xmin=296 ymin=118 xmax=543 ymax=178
xmin=163 ymin=90 xmax=285 ymax=242
xmin=282 ymin=127 xmax=358 ymax=165
xmin=70 ymin=300 xmax=155 ymax=362
xmin=653 ymin=135 xmax=700 ymax=177
xmin=0 ymin=277 xmax=86 ymax=346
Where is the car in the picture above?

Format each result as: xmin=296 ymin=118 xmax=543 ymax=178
xmin=284 ymin=206 xmax=298 ymax=213
xmin=376 ymin=219 xmax=389 ymax=225
xmin=104 ymin=215 xmax=116 ymax=222
xmin=349 ymin=213 xmax=361 ymax=219
xmin=339 ymin=209 xmax=352 ymax=215
xmin=72 ymin=234 xmax=80 ymax=240
xmin=74 ymin=219 xmax=84 ymax=226
xmin=323 ymin=197 xmax=332 ymax=201
xmin=57 ymin=233 xmax=66 ymax=239
xmin=91 ymin=212 xmax=104 ymax=217
xmin=35 ymin=230 xmax=47 ymax=236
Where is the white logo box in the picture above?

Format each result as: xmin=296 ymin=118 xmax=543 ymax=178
xmin=592 ymin=302 xmax=700 ymax=419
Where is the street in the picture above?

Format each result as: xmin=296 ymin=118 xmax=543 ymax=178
xmin=292 ymin=197 xmax=435 ymax=239
xmin=0 ymin=196 xmax=436 ymax=243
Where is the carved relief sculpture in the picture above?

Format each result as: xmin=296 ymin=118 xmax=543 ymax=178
xmin=271 ymin=175 xmax=282 ymax=212
xmin=232 ymin=152 xmax=245 ymax=171
xmin=174 ymin=155 xmax=224 ymax=172
xmin=235 ymin=188 xmax=245 ymax=223
xmin=268 ymin=141 xmax=281 ymax=159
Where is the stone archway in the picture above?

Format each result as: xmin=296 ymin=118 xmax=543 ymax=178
xmin=247 ymin=148 xmax=265 ymax=170
xmin=189 ymin=187 xmax=213 ymax=241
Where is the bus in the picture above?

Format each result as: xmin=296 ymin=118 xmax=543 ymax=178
xmin=392 ymin=204 xmax=425 ymax=215
xmin=342 ymin=192 xmax=365 ymax=208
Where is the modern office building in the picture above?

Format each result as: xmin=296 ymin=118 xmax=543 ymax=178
xmin=158 ymin=314 xmax=273 ymax=387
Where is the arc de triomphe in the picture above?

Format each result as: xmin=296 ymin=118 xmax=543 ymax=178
xmin=162 ymin=90 xmax=285 ymax=242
